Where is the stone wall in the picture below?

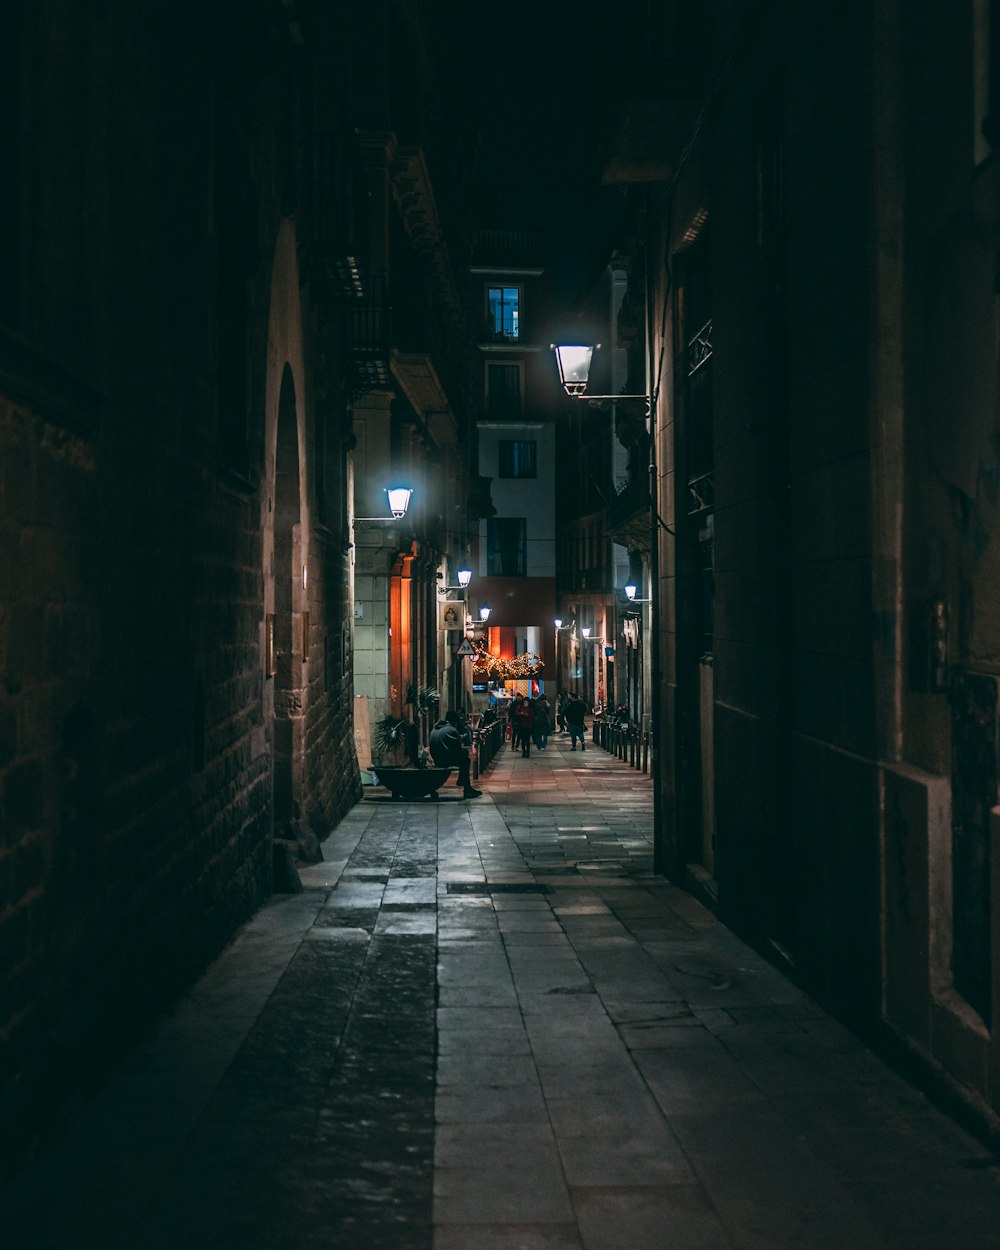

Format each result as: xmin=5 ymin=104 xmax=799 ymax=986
xmin=0 ymin=3 xmax=363 ymax=1175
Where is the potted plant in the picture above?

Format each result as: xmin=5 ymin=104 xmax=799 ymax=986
xmin=371 ymin=701 xmax=452 ymax=800
xmin=373 ymin=713 xmax=418 ymax=766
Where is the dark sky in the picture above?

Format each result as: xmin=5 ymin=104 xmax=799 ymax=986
xmin=463 ymin=2 xmax=625 ymax=305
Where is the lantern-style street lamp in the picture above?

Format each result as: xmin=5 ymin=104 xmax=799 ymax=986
xmin=551 ymin=343 xmax=650 ymax=410
xmin=439 ymin=566 xmax=473 ymax=593
xmin=552 ymin=344 xmax=597 ymax=396
xmin=385 ymin=487 xmax=413 ymax=518
xmin=354 ymin=486 xmax=413 ymax=522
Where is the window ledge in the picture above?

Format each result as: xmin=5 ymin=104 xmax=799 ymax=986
xmin=478 ymin=342 xmax=544 ymax=354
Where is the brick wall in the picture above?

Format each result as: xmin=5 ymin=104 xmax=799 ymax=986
xmin=0 ymin=3 xmax=363 ymax=1176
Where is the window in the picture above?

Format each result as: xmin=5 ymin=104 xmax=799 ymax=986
xmin=487 ymin=286 xmax=520 ymax=340
xmin=487 ymin=518 xmax=527 ymax=576
xmin=498 ymin=439 xmax=537 ymax=478
xmin=486 ymin=361 xmax=522 ymax=415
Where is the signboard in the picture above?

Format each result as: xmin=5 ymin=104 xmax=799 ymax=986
xmin=455 ymin=638 xmax=476 ymax=657
xmin=439 ymin=601 xmax=463 ymax=631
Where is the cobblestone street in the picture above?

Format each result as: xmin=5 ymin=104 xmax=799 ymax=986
xmin=7 ymin=736 xmax=1000 ymax=1249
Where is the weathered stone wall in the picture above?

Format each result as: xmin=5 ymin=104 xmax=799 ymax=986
xmin=0 ymin=3 xmax=362 ymax=1175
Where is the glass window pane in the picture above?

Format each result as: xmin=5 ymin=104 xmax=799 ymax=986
xmin=487 ymin=286 xmax=520 ymax=340
xmin=498 ymin=439 xmax=537 ymax=478
xmin=487 ymin=517 xmax=527 ymax=575
xmin=486 ymin=363 xmax=522 ymax=415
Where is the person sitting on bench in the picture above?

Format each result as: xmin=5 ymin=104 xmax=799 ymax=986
xmin=429 ymin=711 xmax=482 ymax=799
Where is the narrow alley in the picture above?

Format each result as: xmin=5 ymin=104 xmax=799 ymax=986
xmin=6 ymin=735 xmax=1000 ymax=1250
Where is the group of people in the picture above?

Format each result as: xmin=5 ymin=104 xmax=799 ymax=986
xmin=509 ymin=691 xmax=589 ymax=758
xmin=427 ymin=691 xmax=592 ymax=799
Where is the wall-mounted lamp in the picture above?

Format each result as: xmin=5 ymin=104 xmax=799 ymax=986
xmin=581 ymin=625 xmax=592 ymax=639
xmin=624 ymin=583 xmax=651 ymax=604
xmin=479 ymin=602 xmax=492 ymax=623
xmin=354 ymin=486 xmax=413 ymax=522
xmin=554 ymin=617 xmax=563 ymax=629
xmin=551 ymin=343 xmax=650 ymax=412
xmin=438 ymin=567 xmax=473 ymax=593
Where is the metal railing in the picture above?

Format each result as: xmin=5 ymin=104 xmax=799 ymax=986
xmin=592 ymin=715 xmax=650 ymax=773
xmin=472 ymin=719 xmax=506 ymax=780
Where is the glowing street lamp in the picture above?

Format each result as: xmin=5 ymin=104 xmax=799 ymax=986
xmin=624 ymin=583 xmax=651 ymax=604
xmin=386 ymin=486 xmax=413 ymax=518
xmin=439 ymin=566 xmax=474 ymax=593
xmin=354 ymin=486 xmax=413 ymax=522
xmin=479 ymin=601 xmax=492 ymax=623
xmin=551 ymin=342 xmax=650 ymax=410
xmin=552 ymin=344 xmax=597 ymax=396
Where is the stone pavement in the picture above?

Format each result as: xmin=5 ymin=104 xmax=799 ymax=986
xmin=6 ymin=733 xmax=1000 ymax=1249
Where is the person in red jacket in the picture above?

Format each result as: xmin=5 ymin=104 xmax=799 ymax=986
xmin=510 ymin=696 xmax=535 ymax=758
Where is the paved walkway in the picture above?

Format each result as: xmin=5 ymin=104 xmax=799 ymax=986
xmin=7 ymin=734 xmax=1000 ymax=1248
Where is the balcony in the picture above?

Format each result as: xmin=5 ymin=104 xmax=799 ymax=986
xmin=349 ymin=276 xmax=390 ymax=395
xmin=309 ymin=131 xmax=367 ymax=300
xmin=607 ymin=475 xmax=652 ymax=552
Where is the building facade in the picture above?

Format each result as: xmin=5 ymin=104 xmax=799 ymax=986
xmin=595 ymin=0 xmax=1000 ymax=1139
xmin=470 ymin=231 xmax=559 ymax=696
xmin=0 ymin=0 xmax=477 ymax=1174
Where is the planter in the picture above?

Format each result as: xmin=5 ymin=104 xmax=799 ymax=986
xmin=372 ymin=765 xmax=453 ymax=801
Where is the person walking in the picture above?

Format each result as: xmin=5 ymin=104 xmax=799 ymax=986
xmin=564 ymin=692 xmax=589 ymax=751
xmin=556 ymin=691 xmax=568 ymax=733
xmin=511 ymin=696 xmax=535 ymax=758
xmin=429 ymin=711 xmax=482 ymax=798
xmin=532 ymin=694 xmax=553 ymax=751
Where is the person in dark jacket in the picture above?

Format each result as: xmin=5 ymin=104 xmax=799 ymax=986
xmin=532 ymin=695 xmax=553 ymax=750
xmin=564 ymin=693 xmax=588 ymax=751
xmin=429 ymin=712 xmax=482 ymax=798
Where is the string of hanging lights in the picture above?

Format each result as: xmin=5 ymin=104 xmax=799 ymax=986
xmin=470 ymin=640 xmax=544 ymax=681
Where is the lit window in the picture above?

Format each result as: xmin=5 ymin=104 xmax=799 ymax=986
xmin=498 ymin=440 xmax=537 ymax=478
xmin=487 ymin=286 xmax=520 ymax=340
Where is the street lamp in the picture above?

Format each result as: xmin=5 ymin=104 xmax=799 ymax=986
xmin=554 ymin=618 xmax=566 ymax=694
xmin=354 ymin=486 xmax=413 ymax=522
xmin=438 ymin=566 xmax=473 ymax=593
xmin=624 ymin=583 xmax=651 ymax=604
xmin=551 ymin=343 xmax=651 ymax=410
xmin=479 ymin=602 xmax=492 ymax=622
